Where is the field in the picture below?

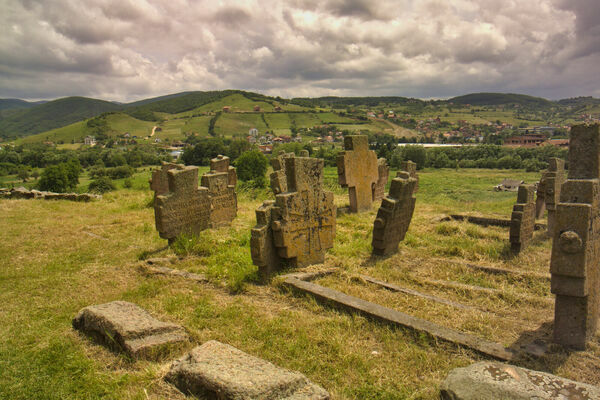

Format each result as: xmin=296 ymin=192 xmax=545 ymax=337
xmin=1 ymin=167 xmax=599 ymax=399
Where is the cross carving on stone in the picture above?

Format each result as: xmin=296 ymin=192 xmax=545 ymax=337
xmin=337 ymin=135 xmax=378 ymax=212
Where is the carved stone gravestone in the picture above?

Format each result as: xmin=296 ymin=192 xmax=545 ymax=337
xmin=269 ymin=151 xmax=295 ymax=195
xmin=550 ymin=124 xmax=600 ymax=349
xmin=150 ymin=162 xmax=182 ymax=197
xmin=251 ymin=155 xmax=336 ymax=279
xmin=154 ymin=166 xmax=210 ymax=242
xmin=372 ymin=172 xmax=417 ymax=255
xmin=372 ymin=158 xmax=390 ymax=203
xmin=337 ymin=135 xmax=378 ymax=212
xmin=542 ymin=158 xmax=566 ymax=236
xmin=400 ymin=160 xmax=419 ymax=193
xmin=509 ymin=185 xmax=536 ymax=254
xmin=201 ymin=155 xmax=237 ymax=228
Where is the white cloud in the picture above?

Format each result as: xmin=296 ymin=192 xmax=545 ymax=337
xmin=0 ymin=0 xmax=597 ymax=101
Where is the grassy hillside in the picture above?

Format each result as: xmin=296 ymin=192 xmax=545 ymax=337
xmin=0 ymin=99 xmax=46 ymax=111
xmin=449 ymin=93 xmax=554 ymax=107
xmin=0 ymin=97 xmax=121 ymax=139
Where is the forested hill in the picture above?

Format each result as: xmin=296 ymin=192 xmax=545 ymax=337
xmin=448 ymin=93 xmax=554 ymax=107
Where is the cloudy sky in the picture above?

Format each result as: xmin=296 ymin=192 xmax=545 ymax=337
xmin=1 ymin=0 xmax=599 ymax=102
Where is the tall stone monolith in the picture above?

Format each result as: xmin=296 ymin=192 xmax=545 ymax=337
xmin=550 ymin=124 xmax=600 ymax=349
xmin=372 ymin=158 xmax=390 ymax=203
xmin=541 ymin=158 xmax=566 ymax=236
xmin=201 ymin=155 xmax=237 ymax=228
xmin=509 ymin=185 xmax=536 ymax=254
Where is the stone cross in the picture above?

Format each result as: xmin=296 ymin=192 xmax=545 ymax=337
xmin=149 ymin=162 xmax=182 ymax=197
xmin=251 ymin=155 xmax=336 ymax=279
xmin=541 ymin=158 xmax=566 ymax=236
xmin=535 ymin=179 xmax=546 ymax=219
xmin=201 ymin=155 xmax=237 ymax=228
xmin=337 ymin=135 xmax=378 ymax=212
xmin=269 ymin=151 xmax=295 ymax=195
xmin=372 ymin=172 xmax=417 ymax=255
xmin=550 ymin=124 xmax=600 ymax=349
xmin=509 ymin=185 xmax=536 ymax=254
xmin=154 ymin=166 xmax=210 ymax=242
xmin=372 ymin=158 xmax=390 ymax=203
xmin=400 ymin=160 xmax=419 ymax=193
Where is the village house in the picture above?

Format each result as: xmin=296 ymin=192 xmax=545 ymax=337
xmin=84 ymin=136 xmax=96 ymax=146
xmin=503 ymin=133 xmax=547 ymax=147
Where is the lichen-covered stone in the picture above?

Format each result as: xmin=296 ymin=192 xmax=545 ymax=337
xmin=372 ymin=172 xmax=417 ymax=255
xmin=165 ymin=340 xmax=329 ymax=400
xmin=201 ymin=155 xmax=237 ymax=228
xmin=509 ymin=185 xmax=536 ymax=254
xmin=550 ymin=124 xmax=600 ymax=349
xmin=440 ymin=361 xmax=600 ymax=400
xmin=154 ymin=166 xmax=210 ymax=241
xmin=72 ymin=301 xmax=189 ymax=359
xmin=251 ymin=155 xmax=335 ymax=278
xmin=337 ymin=135 xmax=378 ymax=212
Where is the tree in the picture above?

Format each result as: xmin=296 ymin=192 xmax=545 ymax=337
xmin=235 ymin=150 xmax=268 ymax=185
xmin=88 ymin=176 xmax=116 ymax=194
xmin=17 ymin=167 xmax=29 ymax=182
xmin=38 ymin=165 xmax=69 ymax=193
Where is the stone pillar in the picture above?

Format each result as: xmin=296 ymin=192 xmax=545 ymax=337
xmin=372 ymin=158 xmax=390 ymax=203
xmin=509 ymin=185 xmax=536 ymax=254
xmin=551 ymin=124 xmax=600 ymax=349
xmin=400 ymin=160 xmax=419 ymax=193
xmin=201 ymin=155 xmax=237 ymax=228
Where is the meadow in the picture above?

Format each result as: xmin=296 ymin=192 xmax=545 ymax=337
xmin=1 ymin=167 xmax=599 ymax=399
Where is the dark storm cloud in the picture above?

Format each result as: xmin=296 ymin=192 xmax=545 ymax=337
xmin=0 ymin=0 xmax=598 ymax=101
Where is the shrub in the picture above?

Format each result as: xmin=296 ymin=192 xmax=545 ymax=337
xmin=88 ymin=176 xmax=116 ymax=194
xmin=38 ymin=165 xmax=70 ymax=193
xmin=235 ymin=150 xmax=268 ymax=184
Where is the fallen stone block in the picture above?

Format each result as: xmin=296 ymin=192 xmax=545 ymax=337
xmin=73 ymin=301 xmax=189 ymax=359
xmin=440 ymin=361 xmax=600 ymax=400
xmin=165 ymin=340 xmax=329 ymax=399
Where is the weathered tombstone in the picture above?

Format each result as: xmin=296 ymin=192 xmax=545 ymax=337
xmin=165 ymin=340 xmax=330 ymax=399
xmin=337 ymin=135 xmax=378 ymax=212
xmin=400 ymin=160 xmax=419 ymax=192
xmin=542 ymin=158 xmax=566 ymax=236
xmin=372 ymin=172 xmax=417 ymax=255
xmin=251 ymin=155 xmax=336 ymax=279
xmin=509 ymin=185 xmax=536 ymax=254
xmin=150 ymin=162 xmax=182 ymax=197
xmin=372 ymin=158 xmax=390 ymax=202
xmin=73 ymin=301 xmax=189 ymax=359
xmin=201 ymin=155 xmax=237 ymax=228
xmin=535 ymin=179 xmax=546 ymax=219
xmin=440 ymin=361 xmax=600 ymax=400
xmin=154 ymin=166 xmax=210 ymax=243
xmin=550 ymin=124 xmax=600 ymax=349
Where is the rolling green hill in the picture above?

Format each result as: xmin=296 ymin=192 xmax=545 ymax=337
xmin=448 ymin=93 xmax=554 ymax=107
xmin=0 ymin=97 xmax=121 ymax=139
xmin=0 ymin=99 xmax=46 ymax=111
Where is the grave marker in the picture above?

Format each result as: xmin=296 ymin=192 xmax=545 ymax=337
xmin=337 ymin=135 xmax=378 ymax=212
xmin=251 ymin=155 xmax=336 ymax=278
xmin=400 ymin=160 xmax=419 ymax=192
xmin=154 ymin=166 xmax=210 ymax=242
xmin=150 ymin=162 xmax=182 ymax=196
xmin=542 ymin=157 xmax=566 ymax=236
xmin=550 ymin=124 xmax=600 ymax=349
xmin=372 ymin=172 xmax=417 ymax=255
xmin=509 ymin=185 xmax=536 ymax=253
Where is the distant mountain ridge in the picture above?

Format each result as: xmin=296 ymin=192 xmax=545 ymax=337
xmin=1 ymin=91 xmax=598 ymax=140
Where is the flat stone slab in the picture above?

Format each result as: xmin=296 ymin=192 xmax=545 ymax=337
xmin=440 ymin=361 xmax=600 ymax=399
xmin=448 ymin=214 xmax=547 ymax=231
xmin=165 ymin=340 xmax=329 ymax=399
xmin=73 ymin=301 xmax=189 ymax=358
